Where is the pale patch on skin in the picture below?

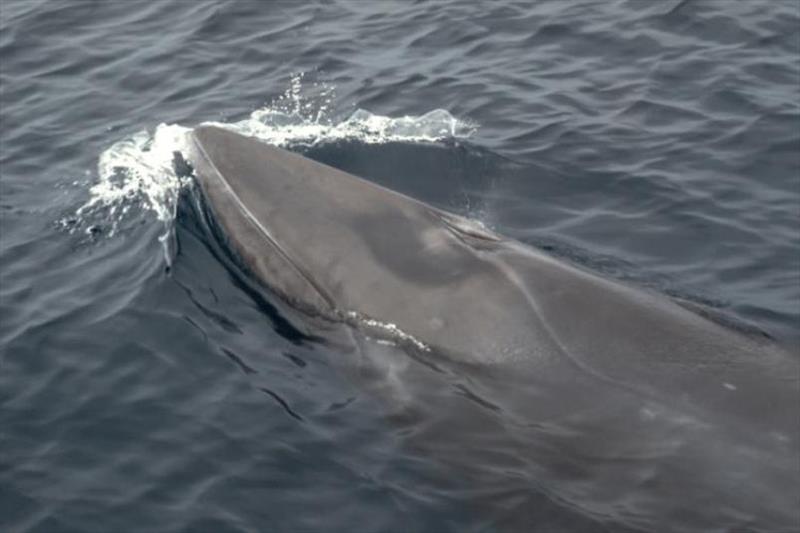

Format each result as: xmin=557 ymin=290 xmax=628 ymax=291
xmin=420 ymin=226 xmax=448 ymax=253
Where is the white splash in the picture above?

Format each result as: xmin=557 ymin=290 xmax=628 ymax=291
xmin=215 ymin=72 xmax=475 ymax=146
xmin=221 ymin=107 xmax=475 ymax=148
xmin=345 ymin=311 xmax=431 ymax=352
xmin=73 ymin=73 xmax=477 ymax=240
xmin=75 ymin=123 xmax=191 ymax=236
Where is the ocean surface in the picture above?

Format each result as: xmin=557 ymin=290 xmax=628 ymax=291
xmin=1 ymin=1 xmax=798 ymax=532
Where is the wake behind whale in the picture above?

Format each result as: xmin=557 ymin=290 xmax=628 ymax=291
xmin=181 ymin=125 xmax=799 ymax=532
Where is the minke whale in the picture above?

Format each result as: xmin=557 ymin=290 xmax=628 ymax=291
xmin=185 ymin=125 xmax=799 ymax=531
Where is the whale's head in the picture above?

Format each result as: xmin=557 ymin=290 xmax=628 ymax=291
xmin=183 ymin=125 xmax=525 ymax=360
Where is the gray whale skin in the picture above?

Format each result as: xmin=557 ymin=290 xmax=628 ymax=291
xmin=187 ymin=125 xmax=799 ymax=532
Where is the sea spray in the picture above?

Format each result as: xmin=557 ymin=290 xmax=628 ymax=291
xmin=72 ymin=74 xmax=477 ymax=256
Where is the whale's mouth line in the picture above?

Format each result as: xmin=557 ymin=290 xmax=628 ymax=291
xmin=189 ymin=132 xmax=338 ymax=313
xmin=189 ymin=131 xmax=434 ymax=355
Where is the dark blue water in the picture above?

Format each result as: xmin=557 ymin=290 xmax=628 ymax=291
xmin=1 ymin=1 xmax=799 ymax=532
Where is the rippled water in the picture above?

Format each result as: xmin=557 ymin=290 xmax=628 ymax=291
xmin=2 ymin=1 xmax=799 ymax=532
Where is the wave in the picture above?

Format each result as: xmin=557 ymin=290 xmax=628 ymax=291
xmin=72 ymin=74 xmax=477 ymax=245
